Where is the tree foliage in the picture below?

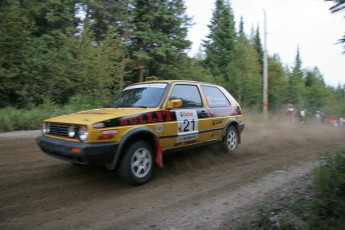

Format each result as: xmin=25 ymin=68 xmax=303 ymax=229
xmin=0 ymin=0 xmax=344 ymax=123
xmin=252 ymin=25 xmax=264 ymax=73
xmin=286 ymin=48 xmax=306 ymax=108
xmin=326 ymin=0 xmax=345 ymax=13
xmin=202 ymin=0 xmax=236 ymax=81
xmin=227 ymin=28 xmax=262 ymax=108
xmin=129 ymin=0 xmax=191 ymax=79
xmin=0 ymin=0 xmax=125 ymax=107
xmin=325 ymin=0 xmax=345 ymax=52
xmin=267 ymin=55 xmax=287 ymax=112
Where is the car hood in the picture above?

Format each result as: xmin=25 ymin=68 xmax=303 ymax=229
xmin=45 ymin=108 xmax=159 ymax=125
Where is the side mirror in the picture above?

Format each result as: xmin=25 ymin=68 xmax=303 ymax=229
xmin=167 ymin=99 xmax=183 ymax=109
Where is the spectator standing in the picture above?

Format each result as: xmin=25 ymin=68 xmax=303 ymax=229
xmin=300 ymin=109 xmax=306 ymax=124
xmin=339 ymin=117 xmax=344 ymax=127
xmin=286 ymin=103 xmax=296 ymax=122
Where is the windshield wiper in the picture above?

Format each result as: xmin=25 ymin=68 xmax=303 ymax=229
xmin=133 ymin=105 xmax=148 ymax=108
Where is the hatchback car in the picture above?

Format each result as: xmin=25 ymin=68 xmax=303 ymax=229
xmin=36 ymin=80 xmax=245 ymax=185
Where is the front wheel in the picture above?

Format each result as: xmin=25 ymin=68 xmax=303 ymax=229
xmin=222 ymin=126 xmax=238 ymax=153
xmin=118 ymin=141 xmax=154 ymax=185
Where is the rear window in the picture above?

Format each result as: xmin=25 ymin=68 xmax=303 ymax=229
xmin=201 ymin=86 xmax=230 ymax=108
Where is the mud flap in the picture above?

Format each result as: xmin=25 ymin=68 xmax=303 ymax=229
xmin=155 ymin=138 xmax=164 ymax=168
xmin=237 ymin=126 xmax=241 ymax=144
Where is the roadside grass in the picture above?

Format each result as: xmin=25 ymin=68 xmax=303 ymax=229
xmin=0 ymin=95 xmax=104 ymax=132
xmin=237 ymin=149 xmax=345 ymax=230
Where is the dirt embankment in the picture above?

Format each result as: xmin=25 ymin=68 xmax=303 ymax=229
xmin=1 ymin=122 xmax=345 ymax=229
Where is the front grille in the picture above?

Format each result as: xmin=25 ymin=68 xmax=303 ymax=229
xmin=49 ymin=123 xmax=70 ymax=137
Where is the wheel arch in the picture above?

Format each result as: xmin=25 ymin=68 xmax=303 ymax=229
xmin=108 ymin=127 xmax=159 ymax=170
xmin=223 ymin=119 xmax=242 ymax=144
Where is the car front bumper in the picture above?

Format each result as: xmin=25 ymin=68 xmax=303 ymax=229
xmin=36 ymin=136 xmax=118 ymax=166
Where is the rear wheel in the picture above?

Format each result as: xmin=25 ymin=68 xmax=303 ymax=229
xmin=118 ymin=141 xmax=154 ymax=185
xmin=222 ymin=126 xmax=238 ymax=153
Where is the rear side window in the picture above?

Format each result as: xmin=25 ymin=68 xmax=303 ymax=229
xmin=201 ymin=85 xmax=230 ymax=108
xmin=169 ymin=84 xmax=203 ymax=108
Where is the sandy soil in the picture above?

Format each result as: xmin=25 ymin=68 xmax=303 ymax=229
xmin=1 ymin=121 xmax=345 ymax=230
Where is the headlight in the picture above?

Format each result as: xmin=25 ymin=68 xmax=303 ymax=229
xmin=68 ymin=126 xmax=76 ymax=138
xmin=42 ymin=123 xmax=50 ymax=134
xmin=78 ymin=126 xmax=88 ymax=141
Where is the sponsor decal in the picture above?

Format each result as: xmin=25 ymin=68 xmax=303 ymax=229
xmin=179 ymin=111 xmax=194 ymax=117
xmin=206 ymin=96 xmax=229 ymax=107
xmin=175 ymin=109 xmax=199 ymax=143
xmin=118 ymin=110 xmax=176 ymax=126
xmin=101 ymin=110 xmax=177 ymax=128
xmin=172 ymin=101 xmax=179 ymax=107
xmin=177 ymin=133 xmax=198 ymax=143
xmin=174 ymin=140 xmax=197 ymax=147
xmin=124 ymin=83 xmax=167 ymax=91
xmin=212 ymin=120 xmax=223 ymax=125
xmin=156 ymin=124 xmax=163 ymax=132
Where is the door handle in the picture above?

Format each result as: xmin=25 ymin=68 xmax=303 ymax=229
xmin=198 ymin=110 xmax=209 ymax=118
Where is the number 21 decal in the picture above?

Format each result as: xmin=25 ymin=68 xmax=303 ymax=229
xmin=182 ymin=118 xmax=195 ymax=132
xmin=175 ymin=110 xmax=199 ymax=143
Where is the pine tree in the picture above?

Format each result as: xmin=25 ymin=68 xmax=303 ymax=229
xmin=267 ymin=54 xmax=287 ymax=111
xmin=203 ymin=0 xmax=236 ymax=81
xmin=129 ymin=0 xmax=191 ymax=79
xmin=304 ymin=67 xmax=328 ymax=112
xmin=228 ymin=24 xmax=261 ymax=107
xmin=0 ymin=1 xmax=34 ymax=106
xmin=24 ymin=0 xmax=77 ymax=36
xmin=79 ymin=0 xmax=134 ymax=42
xmin=239 ymin=16 xmax=244 ymax=34
xmin=252 ymin=25 xmax=264 ymax=73
xmin=286 ymin=47 xmax=305 ymax=108
xmin=334 ymin=84 xmax=345 ymax=116
xmin=0 ymin=0 xmax=126 ymax=107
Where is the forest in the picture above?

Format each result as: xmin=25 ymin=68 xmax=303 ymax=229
xmin=1 ymin=0 xmax=345 ymax=125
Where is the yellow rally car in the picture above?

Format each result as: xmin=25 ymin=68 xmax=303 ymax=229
xmin=36 ymin=80 xmax=245 ymax=185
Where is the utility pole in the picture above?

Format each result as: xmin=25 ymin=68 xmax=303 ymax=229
xmin=263 ymin=9 xmax=268 ymax=120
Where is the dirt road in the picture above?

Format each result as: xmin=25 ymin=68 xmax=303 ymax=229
xmin=1 ymin=121 xmax=345 ymax=229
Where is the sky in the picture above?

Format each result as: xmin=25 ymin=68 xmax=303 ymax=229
xmin=185 ymin=0 xmax=345 ymax=87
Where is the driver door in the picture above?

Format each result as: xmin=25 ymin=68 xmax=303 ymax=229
xmin=163 ymin=83 xmax=208 ymax=149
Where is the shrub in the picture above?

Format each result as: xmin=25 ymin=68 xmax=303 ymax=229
xmin=237 ymin=150 xmax=345 ymax=230
xmin=0 ymin=95 xmax=106 ymax=132
xmin=309 ymin=151 xmax=345 ymax=229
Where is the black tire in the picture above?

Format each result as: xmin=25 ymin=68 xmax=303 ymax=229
xmin=222 ymin=126 xmax=238 ymax=153
xmin=118 ymin=141 xmax=154 ymax=185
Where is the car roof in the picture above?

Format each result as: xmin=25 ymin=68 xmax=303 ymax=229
xmin=137 ymin=79 xmax=220 ymax=87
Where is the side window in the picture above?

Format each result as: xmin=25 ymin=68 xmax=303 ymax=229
xmin=201 ymin=85 xmax=231 ymax=108
xmin=170 ymin=84 xmax=203 ymax=108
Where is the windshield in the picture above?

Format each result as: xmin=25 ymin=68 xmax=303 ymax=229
xmin=106 ymin=83 xmax=168 ymax=108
